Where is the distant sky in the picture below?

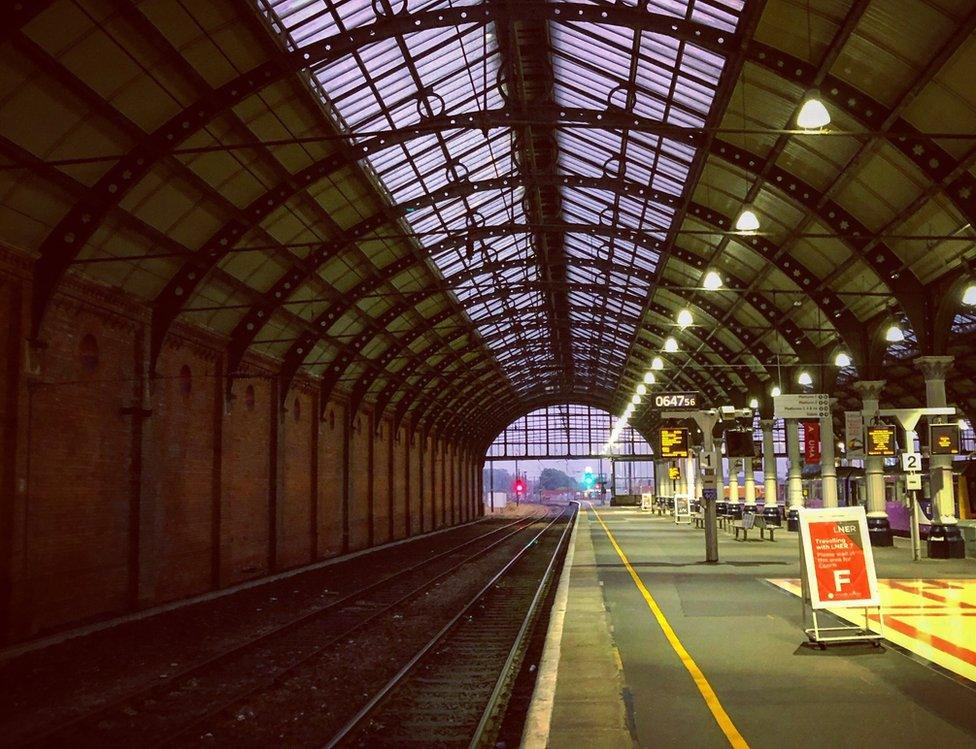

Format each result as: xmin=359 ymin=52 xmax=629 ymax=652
xmin=488 ymin=457 xmax=616 ymax=480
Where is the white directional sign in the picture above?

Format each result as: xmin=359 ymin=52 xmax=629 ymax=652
xmin=905 ymin=473 xmax=922 ymax=491
xmin=900 ymin=452 xmax=922 ymax=473
xmin=774 ymin=393 xmax=830 ymax=419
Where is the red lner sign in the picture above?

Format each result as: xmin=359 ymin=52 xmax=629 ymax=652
xmin=798 ymin=507 xmax=880 ymax=609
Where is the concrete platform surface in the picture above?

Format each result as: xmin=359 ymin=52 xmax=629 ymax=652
xmin=527 ymin=505 xmax=976 ymax=748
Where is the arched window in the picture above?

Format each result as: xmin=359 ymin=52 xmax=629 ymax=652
xmin=79 ymin=333 xmax=99 ymax=373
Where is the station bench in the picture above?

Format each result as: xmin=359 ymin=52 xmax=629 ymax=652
xmin=732 ymin=519 xmax=778 ymax=541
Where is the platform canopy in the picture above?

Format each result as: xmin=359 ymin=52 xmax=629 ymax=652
xmin=2 ymin=0 xmax=976 ymax=448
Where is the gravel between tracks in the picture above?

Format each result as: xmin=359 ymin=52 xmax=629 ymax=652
xmin=0 ymin=507 xmax=546 ymax=745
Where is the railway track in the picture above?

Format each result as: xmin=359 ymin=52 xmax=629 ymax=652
xmin=11 ymin=511 xmax=549 ymax=748
xmin=325 ymin=502 xmax=577 ymax=749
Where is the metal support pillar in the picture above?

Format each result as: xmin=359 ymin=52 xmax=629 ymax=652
xmin=821 ymin=400 xmax=839 ymax=508
xmin=743 ymin=452 xmax=757 ymax=517
xmin=786 ymin=419 xmax=804 ymax=531
xmin=760 ymin=419 xmax=780 ymax=524
xmin=662 ymin=409 xmax=724 ymax=563
xmin=915 ymin=356 xmax=964 ymax=558
xmin=854 ymin=380 xmax=892 ymax=546
xmin=723 ymin=457 xmax=738 ymax=518
xmin=610 ymin=458 xmax=617 ymax=503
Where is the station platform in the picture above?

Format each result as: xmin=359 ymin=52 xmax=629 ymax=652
xmin=525 ymin=505 xmax=976 ymax=748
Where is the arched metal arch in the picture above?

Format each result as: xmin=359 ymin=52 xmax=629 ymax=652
xmin=272 ymin=201 xmax=851 ymax=414
xmin=28 ymin=3 xmax=735 ymax=339
xmin=27 ymin=7 xmax=975 ymax=349
xmin=417 ymin=314 xmax=762 ymax=443
xmin=471 ymin=392 xmax=660 ymax=457
xmin=397 ymin=315 xmax=721 ymax=443
xmin=200 ymin=112 xmax=908 ymax=370
xmin=398 ymin=321 xmax=725 ymax=445
xmin=342 ymin=259 xmax=815 ymax=425
xmin=706 ymin=137 xmax=926 ymax=335
xmin=375 ymin=285 xmax=778 ymax=439
xmin=744 ymin=41 xmax=976 ymax=263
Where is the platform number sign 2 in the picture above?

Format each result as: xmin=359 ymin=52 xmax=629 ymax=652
xmin=900 ymin=452 xmax=921 ymax=473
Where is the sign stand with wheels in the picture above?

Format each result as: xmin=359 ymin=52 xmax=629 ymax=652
xmin=673 ymin=492 xmax=692 ymax=524
xmin=797 ymin=506 xmax=884 ymax=649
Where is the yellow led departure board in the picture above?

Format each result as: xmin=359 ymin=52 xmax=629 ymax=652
xmin=930 ymin=423 xmax=960 ymax=455
xmin=865 ymin=425 xmax=897 ymax=456
xmin=668 ymin=466 xmax=680 ymax=480
xmin=659 ymin=427 xmax=690 ymax=458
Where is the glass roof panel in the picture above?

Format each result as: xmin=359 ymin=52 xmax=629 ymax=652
xmin=257 ymin=0 xmax=743 ymax=395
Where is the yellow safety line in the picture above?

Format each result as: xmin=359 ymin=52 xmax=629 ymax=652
xmin=590 ymin=505 xmax=749 ymax=748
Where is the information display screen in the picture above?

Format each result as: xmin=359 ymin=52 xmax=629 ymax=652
xmin=930 ymin=423 xmax=960 ymax=455
xmin=725 ymin=430 xmax=757 ymax=458
xmin=659 ymin=427 xmax=690 ymax=458
xmin=865 ymin=425 xmax=897 ymax=456
xmin=668 ymin=466 xmax=680 ymax=480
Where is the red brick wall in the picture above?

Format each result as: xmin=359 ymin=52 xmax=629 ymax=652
xmin=1 ymin=271 xmax=29 ymax=640
xmin=422 ymin=437 xmax=434 ymax=532
xmin=392 ymin=427 xmax=408 ymax=540
xmin=141 ymin=342 xmax=217 ymax=603
xmin=371 ymin=419 xmax=391 ymax=546
xmin=278 ymin=389 xmax=314 ymax=569
xmin=460 ymin=451 xmax=471 ymax=522
xmin=347 ymin=413 xmax=371 ymax=551
xmin=431 ymin=438 xmax=443 ymax=529
xmin=25 ymin=299 xmax=139 ymax=634
xmin=0 ymin=260 xmax=480 ymax=644
xmin=317 ymin=401 xmax=344 ymax=558
xmin=408 ymin=433 xmax=422 ymax=535
xmin=219 ymin=374 xmax=272 ymax=586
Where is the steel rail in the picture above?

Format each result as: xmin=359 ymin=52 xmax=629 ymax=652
xmin=321 ymin=503 xmax=577 ymax=749
xmin=149 ymin=510 xmax=556 ymax=747
xmin=467 ymin=500 xmax=580 ymax=748
xmin=13 ymin=513 xmax=540 ymax=748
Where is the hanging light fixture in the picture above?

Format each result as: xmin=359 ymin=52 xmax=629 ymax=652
xmin=664 ymin=337 xmax=679 ymax=353
xmin=749 ymin=397 xmax=759 ymax=409
xmin=963 ymin=284 xmax=976 ymax=306
xmin=632 ymin=394 xmax=642 ymax=405
xmin=735 ymin=208 xmax=760 ymax=232
xmin=636 ymin=383 xmax=647 ymax=396
xmin=651 ymin=356 xmax=664 ymax=370
xmin=643 ymin=371 xmax=656 ymax=385
xmin=885 ymin=324 xmax=905 ymax=343
xmin=677 ymin=309 xmax=693 ymax=328
xmin=834 ymin=351 xmax=852 ymax=367
xmin=703 ymin=270 xmax=723 ymax=290
xmin=797 ymin=371 xmax=813 ymax=387
xmin=771 ymin=385 xmax=782 ymax=398
xmin=796 ymin=90 xmax=831 ymax=129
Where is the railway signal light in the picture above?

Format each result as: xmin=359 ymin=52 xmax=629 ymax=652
xmin=514 ymin=478 xmax=526 ymax=495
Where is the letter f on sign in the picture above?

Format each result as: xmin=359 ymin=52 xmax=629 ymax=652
xmin=833 ymin=569 xmax=851 ymax=591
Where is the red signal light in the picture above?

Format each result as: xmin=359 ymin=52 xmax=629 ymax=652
xmin=514 ymin=480 xmax=526 ymax=494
